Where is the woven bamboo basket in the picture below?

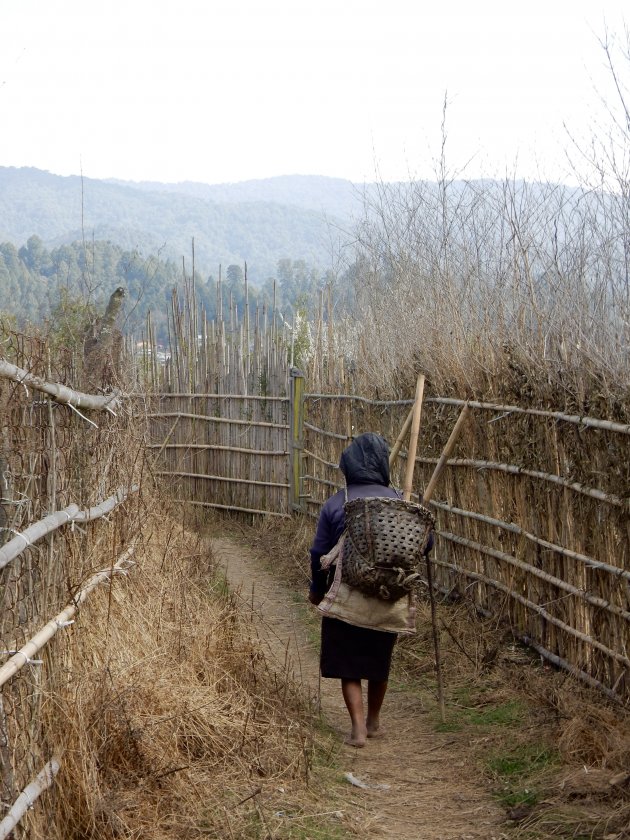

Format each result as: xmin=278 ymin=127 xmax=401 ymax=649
xmin=341 ymin=496 xmax=435 ymax=601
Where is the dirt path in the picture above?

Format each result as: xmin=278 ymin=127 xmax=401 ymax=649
xmin=212 ymin=536 xmax=506 ymax=840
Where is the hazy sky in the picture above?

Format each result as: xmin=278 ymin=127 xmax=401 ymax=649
xmin=0 ymin=0 xmax=628 ymax=186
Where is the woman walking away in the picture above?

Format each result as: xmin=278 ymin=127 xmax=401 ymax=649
xmin=309 ymin=432 xmax=430 ymax=747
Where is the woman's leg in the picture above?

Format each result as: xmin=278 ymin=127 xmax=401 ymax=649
xmin=366 ymin=680 xmax=388 ymax=736
xmin=341 ymin=679 xmax=367 ymax=746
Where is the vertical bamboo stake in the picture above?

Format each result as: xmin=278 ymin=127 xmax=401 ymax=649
xmin=244 ymin=262 xmax=250 ymax=383
xmin=289 ymin=368 xmax=305 ymax=512
xmin=402 ymin=375 xmax=425 ymax=501
xmin=401 ymin=373 xmax=446 ymax=723
xmin=44 ymin=347 xmax=57 ymax=608
xmin=327 ymin=283 xmax=334 ymax=387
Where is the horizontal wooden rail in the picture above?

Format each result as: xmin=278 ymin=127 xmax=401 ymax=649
xmin=429 ymin=499 xmax=630 ymax=581
xmin=304 ymin=393 xmax=630 ymax=435
xmin=156 ymin=470 xmax=289 ymax=489
xmin=303 ymin=448 xmax=339 ymax=469
xmin=0 ymin=486 xmax=138 ymax=571
xmin=177 ymin=499 xmax=290 ymax=518
xmin=302 ymin=448 xmax=623 ymax=507
xmin=0 ymin=545 xmax=136 ymax=689
xmin=0 ymin=757 xmax=60 ymax=840
xmin=519 ymin=635 xmax=621 ymax=703
xmin=304 ymin=422 xmax=350 ymax=441
xmin=430 ymin=396 xmax=630 ymax=435
xmin=415 ymin=457 xmax=623 ymax=507
xmin=305 ymin=393 xmax=412 ymax=406
xmin=431 ymin=553 xmax=630 ymax=669
xmin=147 ymin=411 xmax=289 ymax=430
xmin=155 ymin=393 xmax=288 ymax=402
xmin=303 ymin=474 xmax=343 ymax=491
xmin=147 ymin=443 xmax=288 ymax=456
xmin=0 ymin=505 xmax=79 ymax=571
xmin=74 ymin=485 xmax=139 ymax=522
xmin=0 ymin=360 xmax=121 ymax=412
xmin=438 ymin=530 xmax=630 ymax=623
xmin=467 ymin=601 xmax=624 ymax=703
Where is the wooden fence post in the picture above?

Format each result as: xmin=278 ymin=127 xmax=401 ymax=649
xmin=289 ymin=368 xmax=305 ymax=512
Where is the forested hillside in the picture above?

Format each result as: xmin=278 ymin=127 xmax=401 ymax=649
xmin=0 ymin=235 xmax=344 ymax=340
xmin=0 ymin=168 xmax=353 ymax=282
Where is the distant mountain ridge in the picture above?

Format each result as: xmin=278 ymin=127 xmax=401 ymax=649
xmin=0 ymin=168 xmax=364 ymax=282
xmin=106 ymin=173 xmax=369 ymax=219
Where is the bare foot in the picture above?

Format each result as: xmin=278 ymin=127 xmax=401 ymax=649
xmin=344 ymin=729 xmax=367 ymax=747
xmin=366 ymin=719 xmax=384 ymax=738
xmin=366 ymin=726 xmax=385 ymax=739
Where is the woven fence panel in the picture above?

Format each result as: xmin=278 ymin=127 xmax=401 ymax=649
xmin=302 ymin=391 xmax=630 ymax=702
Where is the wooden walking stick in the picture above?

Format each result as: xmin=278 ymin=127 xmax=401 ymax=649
xmin=420 ymin=403 xmax=470 ymax=723
xmin=396 ymin=376 xmax=449 ymax=720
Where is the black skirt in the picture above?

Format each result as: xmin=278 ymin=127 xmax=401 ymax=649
xmin=320 ymin=616 xmax=397 ymax=681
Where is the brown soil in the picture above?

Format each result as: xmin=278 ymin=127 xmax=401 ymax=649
xmin=212 ymin=536 xmax=507 ymax=840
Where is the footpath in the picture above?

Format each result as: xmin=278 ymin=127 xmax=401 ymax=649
xmin=212 ymin=536 xmax=506 ymax=840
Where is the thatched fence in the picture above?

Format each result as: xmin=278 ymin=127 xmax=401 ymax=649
xmin=146 ymin=281 xmax=630 ymax=705
xmin=0 ymin=324 xmax=141 ymax=836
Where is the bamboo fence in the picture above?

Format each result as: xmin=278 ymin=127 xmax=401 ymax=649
xmin=146 ymin=287 xmax=630 ymax=703
xmin=0 ymin=324 xmax=141 ymax=835
xmin=301 ymin=392 xmax=630 ymax=703
xmin=142 ymin=269 xmax=297 ymax=517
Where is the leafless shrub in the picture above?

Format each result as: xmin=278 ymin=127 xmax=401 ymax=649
xmin=340 ymin=40 xmax=630 ymax=405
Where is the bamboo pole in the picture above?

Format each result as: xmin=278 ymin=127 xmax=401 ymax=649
xmin=146 ymin=443 xmax=288 ymax=456
xmin=0 ymin=360 xmax=120 ymax=412
xmin=389 ymin=407 xmax=413 ymax=468
xmin=0 ymin=486 xmax=138 ymax=571
xmin=73 ymin=485 xmax=139 ymax=522
xmin=422 ymin=404 xmax=470 ymax=504
xmin=398 ymin=374 xmax=446 ymax=722
xmin=155 ymin=470 xmax=289 ymax=489
xmin=0 ymin=544 xmax=136 ymax=688
xmin=430 ymin=499 xmax=630 ymax=580
xmin=304 ymin=393 xmax=630 ymax=436
xmin=0 ymin=505 xmax=80 ymax=571
xmin=430 ymin=554 xmax=630 ymax=669
xmin=402 ymin=375 xmax=425 ymax=500
xmin=0 ymin=757 xmax=60 ymax=840
xmin=146 ymin=412 xmax=289 ymax=430
xmin=437 ymin=530 xmax=630 ymax=622
xmin=303 ymin=422 xmax=350 ymax=441
xmin=153 ymin=393 xmax=287 ymax=401
xmin=180 ymin=499 xmax=290 ymax=518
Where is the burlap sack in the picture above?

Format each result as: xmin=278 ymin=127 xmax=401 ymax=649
xmin=317 ymin=535 xmax=416 ymax=634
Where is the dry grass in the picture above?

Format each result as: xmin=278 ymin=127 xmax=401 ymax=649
xmin=30 ymin=501 xmax=349 ymax=840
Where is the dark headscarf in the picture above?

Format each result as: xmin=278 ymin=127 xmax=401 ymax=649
xmin=339 ymin=432 xmax=390 ymax=487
